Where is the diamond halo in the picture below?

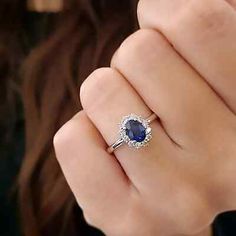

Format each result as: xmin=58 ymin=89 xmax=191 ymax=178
xmin=119 ymin=114 xmax=152 ymax=149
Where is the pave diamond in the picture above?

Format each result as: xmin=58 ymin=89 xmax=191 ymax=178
xmin=119 ymin=114 xmax=153 ymax=149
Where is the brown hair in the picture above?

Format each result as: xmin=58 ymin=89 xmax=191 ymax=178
xmin=1 ymin=1 xmax=138 ymax=235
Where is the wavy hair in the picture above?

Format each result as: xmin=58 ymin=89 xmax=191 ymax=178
xmin=0 ymin=1 xmax=138 ymax=235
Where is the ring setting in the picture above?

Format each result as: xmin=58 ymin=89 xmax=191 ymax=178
xmin=119 ymin=114 xmax=152 ymax=149
xmin=107 ymin=113 xmax=157 ymax=153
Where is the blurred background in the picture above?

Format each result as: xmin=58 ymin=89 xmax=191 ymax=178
xmin=1 ymin=1 xmax=236 ymax=236
xmin=0 ymin=1 xmax=138 ymax=235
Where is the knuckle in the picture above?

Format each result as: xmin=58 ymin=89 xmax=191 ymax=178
xmin=84 ymin=210 xmax=120 ymax=235
xmin=174 ymin=189 xmax=214 ymax=234
xmin=121 ymin=195 xmax=153 ymax=235
xmin=124 ymin=211 xmax=145 ymax=235
xmin=226 ymin=0 xmax=236 ymax=9
xmin=53 ymin=121 xmax=74 ymax=158
xmin=80 ymin=67 xmax=111 ymax=107
xmin=138 ymin=0 xmax=230 ymax=39
xmin=80 ymin=67 xmax=124 ymax=111
xmin=136 ymin=0 xmax=146 ymax=25
xmin=83 ymin=211 xmax=98 ymax=228
xmin=83 ymin=195 xmax=146 ymax=236
xmin=184 ymin=208 xmax=213 ymax=234
xmin=137 ymin=0 xmax=157 ymax=28
xmin=53 ymin=111 xmax=85 ymax=157
xmin=113 ymin=29 xmax=169 ymax=67
xmin=167 ymin=0 xmax=231 ymax=38
xmin=191 ymin=0 xmax=230 ymax=34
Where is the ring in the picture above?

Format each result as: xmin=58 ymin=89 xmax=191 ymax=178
xmin=107 ymin=113 xmax=157 ymax=154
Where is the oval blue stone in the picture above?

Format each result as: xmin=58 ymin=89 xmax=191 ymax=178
xmin=125 ymin=120 xmax=146 ymax=142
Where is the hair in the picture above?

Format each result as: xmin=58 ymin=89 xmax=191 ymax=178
xmin=0 ymin=1 xmax=138 ymax=235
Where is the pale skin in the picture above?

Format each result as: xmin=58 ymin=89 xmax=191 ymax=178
xmin=53 ymin=0 xmax=236 ymax=235
xmin=27 ymin=0 xmax=62 ymax=12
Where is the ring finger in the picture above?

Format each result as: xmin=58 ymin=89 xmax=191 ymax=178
xmin=80 ymin=67 xmax=177 ymax=190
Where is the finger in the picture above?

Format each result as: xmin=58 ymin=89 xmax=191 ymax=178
xmin=227 ymin=0 xmax=236 ymax=9
xmin=79 ymin=69 xmax=217 ymax=235
xmin=111 ymin=29 xmax=233 ymax=149
xmin=53 ymin=111 xmax=130 ymax=232
xmin=138 ymin=0 xmax=236 ymax=114
xmin=80 ymin=67 xmax=177 ymax=190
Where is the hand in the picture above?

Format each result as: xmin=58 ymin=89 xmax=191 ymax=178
xmin=54 ymin=1 xmax=236 ymax=235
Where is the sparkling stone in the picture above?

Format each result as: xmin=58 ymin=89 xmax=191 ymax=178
xmin=125 ymin=120 xmax=146 ymax=142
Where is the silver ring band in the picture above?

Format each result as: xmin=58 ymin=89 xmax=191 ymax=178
xmin=107 ymin=113 xmax=157 ymax=154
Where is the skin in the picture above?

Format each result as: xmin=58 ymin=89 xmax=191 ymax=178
xmin=27 ymin=0 xmax=62 ymax=12
xmin=54 ymin=0 xmax=236 ymax=235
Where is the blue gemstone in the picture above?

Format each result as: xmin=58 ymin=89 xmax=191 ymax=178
xmin=125 ymin=120 xmax=146 ymax=142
